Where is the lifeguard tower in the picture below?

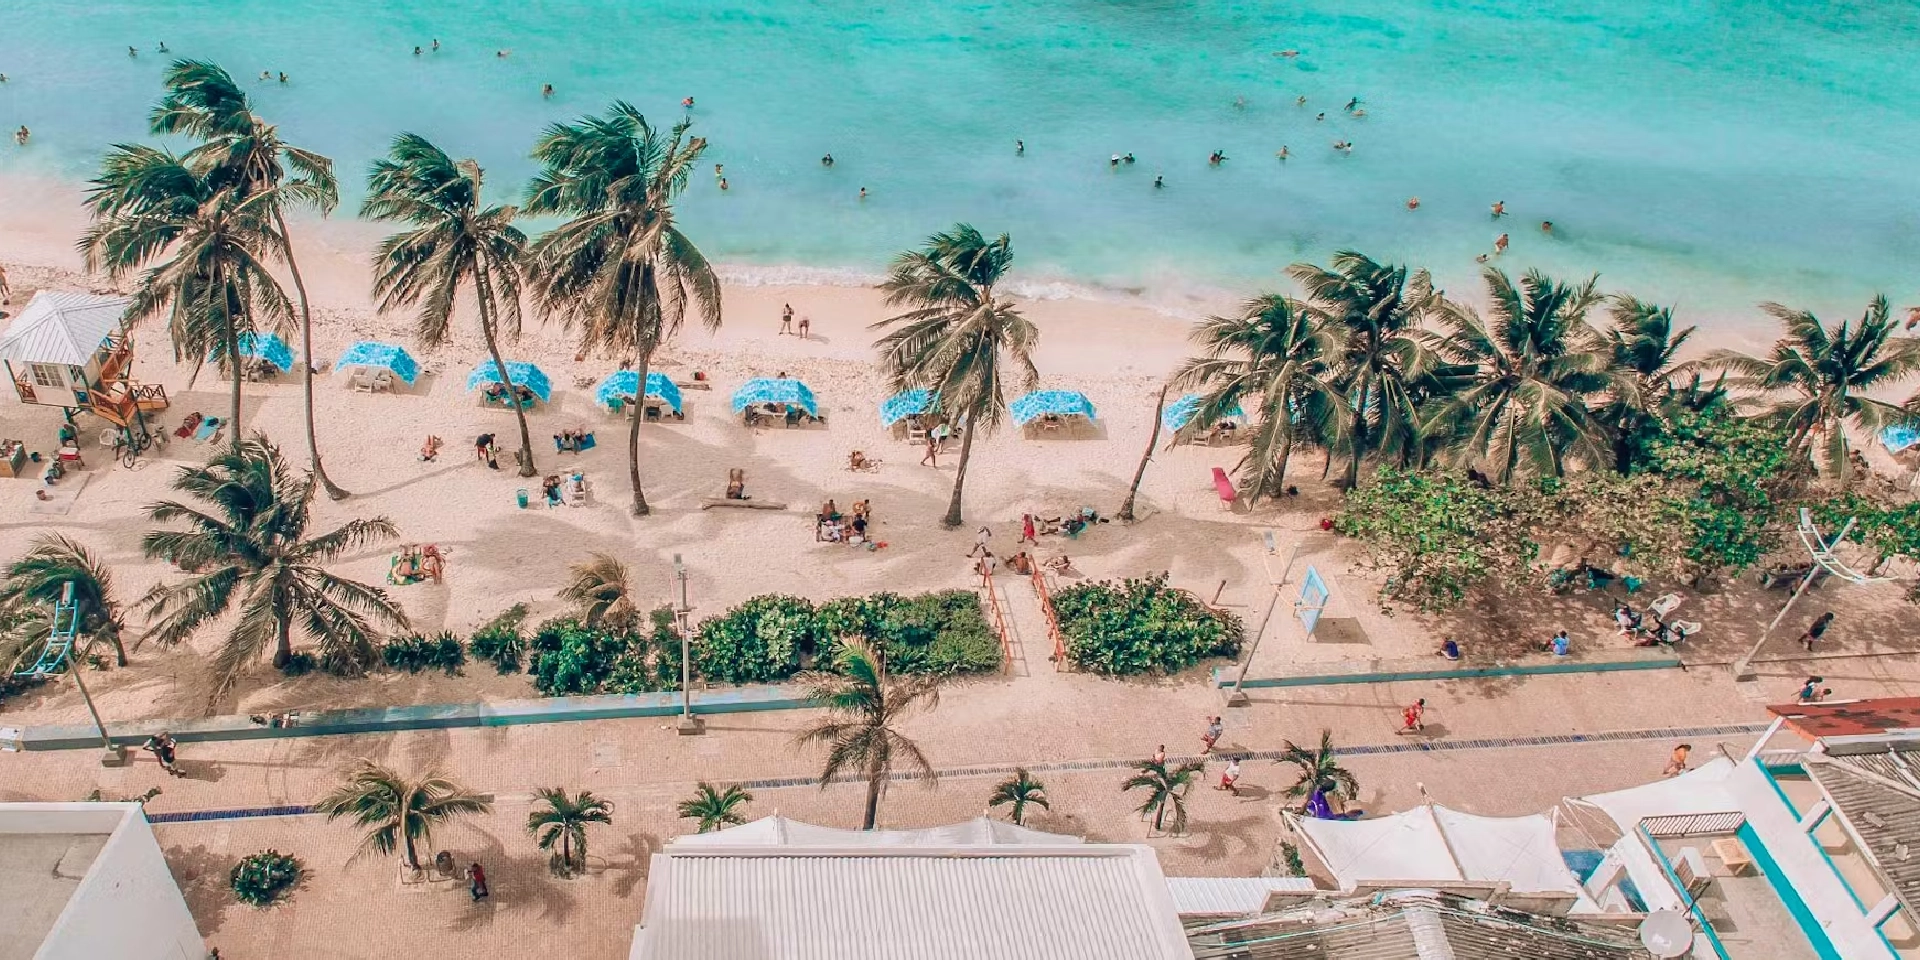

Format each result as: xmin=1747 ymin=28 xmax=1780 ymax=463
xmin=0 ymin=290 xmax=168 ymax=441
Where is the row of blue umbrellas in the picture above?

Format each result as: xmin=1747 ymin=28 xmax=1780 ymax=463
xmin=327 ymin=338 xmax=1249 ymax=435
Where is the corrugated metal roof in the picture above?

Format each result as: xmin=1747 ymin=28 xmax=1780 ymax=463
xmin=0 ymin=291 xmax=128 ymax=365
xmin=1167 ymin=877 xmax=1319 ymax=917
xmin=1768 ymin=697 xmax=1920 ymax=740
xmin=1806 ymin=757 xmax=1920 ymax=918
xmin=669 ymin=814 xmax=1081 ymax=848
xmin=1188 ymin=892 xmax=1654 ymax=960
xmin=634 ymin=846 xmax=1192 ymax=960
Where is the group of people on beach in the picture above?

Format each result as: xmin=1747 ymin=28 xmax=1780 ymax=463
xmin=965 ymin=517 xmax=1076 ymax=580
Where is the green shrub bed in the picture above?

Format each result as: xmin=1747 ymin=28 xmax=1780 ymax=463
xmin=1051 ymin=573 xmax=1242 ymax=675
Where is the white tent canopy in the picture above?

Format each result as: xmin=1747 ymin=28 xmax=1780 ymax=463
xmin=669 ymin=815 xmax=1082 ymax=848
xmin=0 ymin=291 xmax=128 ymax=365
xmin=1291 ymin=804 xmax=1581 ymax=895
xmin=1573 ymin=757 xmax=1739 ymax=832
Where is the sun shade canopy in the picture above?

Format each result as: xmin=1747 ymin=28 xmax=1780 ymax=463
xmin=1010 ymin=389 xmax=1095 ymax=426
xmin=466 ymin=360 xmax=551 ymax=402
xmin=731 ymin=377 xmax=819 ymax=416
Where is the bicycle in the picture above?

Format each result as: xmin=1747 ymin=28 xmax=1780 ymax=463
xmin=104 ymin=425 xmax=166 ymax=469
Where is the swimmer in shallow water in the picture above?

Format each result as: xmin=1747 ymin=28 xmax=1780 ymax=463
xmin=681 ymin=96 xmax=694 ymax=108
xmin=128 ymin=46 xmax=138 ymax=57
xmin=1345 ymin=96 xmax=1360 ymax=112
xmin=1494 ymin=233 xmax=1510 ymax=254
xmin=542 ymin=83 xmax=553 ymax=97
xmin=859 ymin=186 xmax=868 ymax=199
xmin=821 ymin=154 xmax=834 ymax=166
xmin=279 ymin=72 xmax=288 ymax=83
xmin=1406 ymin=197 xmax=1420 ymax=210
xmin=432 ymin=38 xmax=440 ymax=50
xmin=1153 ymin=175 xmax=1164 ymax=188
xmin=14 ymin=126 xmax=29 ymax=145
xmin=158 ymin=41 xmax=168 ymax=52
xmin=1491 ymin=200 xmax=1506 ymax=218
xmin=414 ymin=46 xmax=422 ymax=55
xmin=1275 ymin=145 xmax=1290 ymax=160
xmin=1277 ymin=49 xmax=1300 ymax=58
xmin=1316 ymin=112 xmax=1325 ymax=121
xmin=1540 ymin=220 xmax=1554 ymax=235
xmin=718 ymin=177 xmax=728 ymax=191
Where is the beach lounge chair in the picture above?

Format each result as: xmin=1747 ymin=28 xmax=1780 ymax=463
xmin=193 ymin=416 xmax=223 ymax=443
xmin=349 ymin=368 xmax=374 ymax=392
xmin=371 ymin=369 xmax=395 ymax=392
xmin=1211 ymin=467 xmax=1237 ymax=510
xmin=565 ymin=473 xmax=589 ymax=506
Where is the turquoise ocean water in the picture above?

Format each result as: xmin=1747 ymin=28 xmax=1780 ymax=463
xmin=1 ymin=0 xmax=1916 ymax=312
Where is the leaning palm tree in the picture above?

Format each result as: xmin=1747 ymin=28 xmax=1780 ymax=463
xmin=1279 ymin=730 xmax=1359 ymax=812
xmin=1173 ymin=294 xmax=1347 ymax=501
xmin=527 ymin=786 xmax=614 ymax=875
xmin=558 ymin=552 xmax=637 ymax=630
xmin=316 ymin=760 xmax=492 ymax=869
xmin=363 ymin=133 xmax=537 ymax=476
xmin=1121 ymin=759 xmax=1206 ymax=836
xmin=795 ymin=640 xmax=942 ymax=830
xmin=151 ymin=60 xmax=346 ymax=497
xmin=524 ymin=104 xmax=721 ymax=515
xmin=1431 ymin=268 xmax=1613 ymax=482
xmin=988 ymin=768 xmax=1049 ymax=826
xmin=677 ymin=782 xmax=754 ymax=833
xmin=1601 ymin=296 xmax=1697 ymax=473
xmin=0 ymin=535 xmax=128 ymax=666
xmin=140 ymin=435 xmax=409 ymax=705
xmin=81 ymin=145 xmax=291 ymax=443
xmin=1289 ymin=251 xmax=1440 ymax=488
xmin=873 ymin=225 xmax=1038 ymax=527
xmin=1705 ymin=296 xmax=1920 ymax=479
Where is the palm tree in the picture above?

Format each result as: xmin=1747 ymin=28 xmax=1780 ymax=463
xmin=81 ymin=146 xmax=290 ymax=443
xmin=151 ymin=60 xmax=346 ymax=497
xmin=677 ymin=782 xmax=754 ymax=833
xmin=988 ymin=768 xmax=1049 ymax=825
xmin=362 ymin=134 xmax=537 ymax=476
xmin=1289 ymin=251 xmax=1439 ymax=488
xmin=794 ymin=640 xmax=941 ymax=830
xmin=527 ymin=786 xmax=613 ymax=875
xmin=1602 ymin=297 xmax=1697 ymax=473
xmin=0 ymin=535 xmax=128 ymax=666
xmin=1431 ymin=268 xmax=1613 ymax=482
xmin=873 ymin=225 xmax=1038 ymax=527
xmin=524 ymin=104 xmax=721 ymax=515
xmin=1279 ymin=730 xmax=1359 ymax=812
xmin=1705 ymin=296 xmax=1920 ymax=479
xmin=316 ymin=760 xmax=492 ymax=869
xmin=1121 ymin=759 xmax=1205 ymax=836
xmin=559 ymin=552 xmax=637 ymax=630
xmin=1173 ymin=294 xmax=1347 ymax=501
xmin=140 ymin=436 xmax=409 ymax=704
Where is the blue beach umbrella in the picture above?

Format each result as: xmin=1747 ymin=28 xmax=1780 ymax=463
xmin=594 ymin=370 xmax=683 ymax=413
xmin=880 ymin=389 xmax=933 ymax=426
xmin=1009 ymin=389 xmax=1096 ymax=426
xmin=466 ymin=360 xmax=552 ymax=402
xmin=1162 ymin=393 xmax=1245 ymax=431
xmin=334 ymin=341 xmax=419 ymax=384
xmin=731 ymin=377 xmax=819 ymax=416
xmin=215 ymin=332 xmax=294 ymax=372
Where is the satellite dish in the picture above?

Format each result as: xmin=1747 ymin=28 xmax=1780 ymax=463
xmin=1638 ymin=909 xmax=1693 ymax=958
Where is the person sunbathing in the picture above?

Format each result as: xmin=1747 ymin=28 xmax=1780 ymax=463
xmin=484 ymin=383 xmax=508 ymax=404
xmin=726 ymin=467 xmax=749 ymax=500
xmin=1007 ymin=551 xmax=1035 ymax=575
xmin=419 ymin=435 xmax=442 ymax=461
xmin=848 ymin=450 xmax=876 ymax=471
xmin=419 ymin=545 xmax=445 ymax=583
xmin=1044 ymin=554 xmax=1074 ymax=573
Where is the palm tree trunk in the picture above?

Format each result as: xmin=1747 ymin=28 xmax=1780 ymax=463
xmin=222 ymin=277 xmax=243 ymax=447
xmin=941 ymin=424 xmax=979 ymax=528
xmin=474 ymin=271 xmax=537 ymax=478
xmin=1346 ymin=377 xmax=1371 ymax=489
xmin=1119 ymin=386 xmax=1169 ymax=522
xmin=1264 ymin=431 xmax=1295 ymax=501
xmin=562 ymin=830 xmax=573 ymax=871
xmin=275 ymin=208 xmax=348 ymax=500
xmin=273 ymin=608 xmax=292 ymax=669
xmin=627 ymin=352 xmax=652 ymax=516
xmin=1151 ymin=796 xmax=1166 ymax=833
xmin=402 ymin=830 xmax=418 ymax=870
xmin=862 ymin=757 xmax=885 ymax=830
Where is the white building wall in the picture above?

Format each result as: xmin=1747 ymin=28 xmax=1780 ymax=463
xmin=1728 ymin=762 xmax=1894 ymax=960
xmin=3 ymin=803 xmax=203 ymax=960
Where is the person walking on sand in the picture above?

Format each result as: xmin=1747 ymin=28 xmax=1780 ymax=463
xmin=967 ymin=525 xmax=992 ymax=558
xmin=1397 ymin=699 xmax=1426 ymax=734
xmin=1201 ymin=716 xmax=1224 ymax=754
xmin=467 ymin=862 xmax=489 ymax=902
xmin=1663 ymin=743 xmax=1691 ymax=777
xmin=1216 ymin=757 xmax=1242 ymax=793
xmin=779 ymin=303 xmax=794 ymax=335
xmin=1020 ymin=513 xmax=1037 ymax=546
xmin=920 ymin=432 xmax=939 ymax=467
xmin=1799 ymin=612 xmax=1834 ymax=651
xmin=797 ymin=315 xmax=810 ymax=339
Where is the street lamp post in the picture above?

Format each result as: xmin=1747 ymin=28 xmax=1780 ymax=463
xmin=673 ymin=554 xmax=705 ymax=735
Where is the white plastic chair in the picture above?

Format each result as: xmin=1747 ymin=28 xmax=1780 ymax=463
xmin=1649 ymin=593 xmax=1683 ymax=618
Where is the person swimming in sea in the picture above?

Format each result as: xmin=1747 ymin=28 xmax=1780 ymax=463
xmin=859 ymin=186 xmax=868 ymax=199
xmin=543 ymin=83 xmax=554 ymax=98
xmin=1208 ymin=150 xmax=1226 ymax=165
xmin=1277 ymin=49 xmax=1300 ymax=58
xmin=128 ymin=46 xmax=138 ymax=57
xmin=158 ymin=41 xmax=168 ymax=52
xmin=1275 ymin=145 xmax=1290 ymax=160
xmin=1475 ymin=253 xmax=1489 ymax=263
xmin=1233 ymin=95 xmax=1248 ymax=110
xmin=1016 ymin=139 xmax=1024 ymax=154
xmin=414 ymin=46 xmax=423 ymax=56
xmin=719 ymin=177 xmax=729 ymax=191
xmin=1332 ymin=140 xmax=1351 ymax=152
xmin=14 ymin=126 xmax=29 ymax=145
xmin=1295 ymin=95 xmax=1307 ymax=106
xmin=261 ymin=71 xmax=272 ymax=80
xmin=1494 ymin=233 xmax=1510 ymax=254
xmin=497 ymin=49 xmax=511 ymax=58
xmin=1110 ymin=154 xmax=1120 ymax=167
xmin=681 ymin=96 xmax=694 ymax=108
xmin=1315 ymin=112 xmax=1325 ymax=121
xmin=821 ymin=154 xmax=834 ymax=166
xmin=1540 ymin=220 xmax=1554 ymax=235
xmin=1406 ymin=197 xmax=1420 ymax=211
xmin=1124 ymin=153 xmax=1135 ymax=164
xmin=432 ymin=38 xmax=440 ymax=50
xmin=1345 ymin=96 xmax=1360 ymax=112
xmin=1491 ymin=200 xmax=1506 ymax=218
xmin=1153 ymin=175 xmax=1164 ymax=188
xmin=714 ymin=163 xmax=724 ymax=178
xmin=278 ymin=72 xmax=288 ymax=83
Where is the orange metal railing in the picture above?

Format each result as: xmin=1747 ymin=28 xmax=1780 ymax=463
xmin=979 ymin=575 xmax=1015 ymax=673
xmin=1030 ymin=568 xmax=1067 ymax=669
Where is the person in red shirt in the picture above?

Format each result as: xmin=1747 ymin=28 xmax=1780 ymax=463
xmin=1397 ymin=699 xmax=1426 ymax=734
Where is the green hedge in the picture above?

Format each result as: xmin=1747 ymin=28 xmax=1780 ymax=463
xmin=1052 ymin=574 xmax=1242 ymax=675
xmin=230 ymin=849 xmax=302 ymax=907
xmin=816 ymin=591 xmax=1002 ymax=676
xmin=691 ymin=595 xmax=822 ymax=684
